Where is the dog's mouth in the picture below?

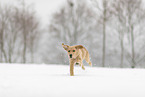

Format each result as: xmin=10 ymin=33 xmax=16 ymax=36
xmin=69 ymin=54 xmax=72 ymax=58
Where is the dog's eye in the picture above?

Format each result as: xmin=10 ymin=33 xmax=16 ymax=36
xmin=68 ymin=50 xmax=70 ymax=52
xmin=73 ymin=50 xmax=75 ymax=52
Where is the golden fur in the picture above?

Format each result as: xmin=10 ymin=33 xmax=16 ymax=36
xmin=62 ymin=43 xmax=92 ymax=76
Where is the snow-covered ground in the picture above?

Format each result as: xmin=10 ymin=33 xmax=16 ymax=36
xmin=0 ymin=64 xmax=145 ymax=97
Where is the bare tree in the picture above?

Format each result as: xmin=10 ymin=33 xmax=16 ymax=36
xmin=91 ymin=0 xmax=112 ymax=67
xmin=111 ymin=0 xmax=128 ymax=68
xmin=27 ymin=16 xmax=40 ymax=63
xmin=0 ymin=5 xmax=10 ymax=62
xmin=121 ymin=0 xmax=145 ymax=68
xmin=15 ymin=0 xmax=41 ymax=63
xmin=7 ymin=5 xmax=23 ymax=63
xmin=0 ymin=4 xmax=21 ymax=63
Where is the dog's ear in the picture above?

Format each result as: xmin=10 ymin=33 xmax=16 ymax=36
xmin=62 ymin=43 xmax=69 ymax=51
xmin=75 ymin=45 xmax=83 ymax=49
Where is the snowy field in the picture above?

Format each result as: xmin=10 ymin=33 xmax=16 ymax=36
xmin=0 ymin=64 xmax=145 ymax=97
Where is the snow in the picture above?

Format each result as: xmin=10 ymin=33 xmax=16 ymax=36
xmin=0 ymin=64 xmax=145 ymax=97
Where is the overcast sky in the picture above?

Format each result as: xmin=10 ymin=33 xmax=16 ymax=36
xmin=0 ymin=0 xmax=66 ymax=25
xmin=1 ymin=0 xmax=145 ymax=25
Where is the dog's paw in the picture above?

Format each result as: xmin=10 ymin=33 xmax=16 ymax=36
xmin=82 ymin=67 xmax=85 ymax=70
xmin=70 ymin=74 xmax=74 ymax=76
xmin=89 ymin=62 xmax=92 ymax=67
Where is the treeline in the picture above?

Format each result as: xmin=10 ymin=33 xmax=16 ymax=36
xmin=0 ymin=0 xmax=145 ymax=68
xmin=0 ymin=1 xmax=40 ymax=63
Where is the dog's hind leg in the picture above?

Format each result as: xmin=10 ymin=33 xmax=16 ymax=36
xmin=85 ymin=52 xmax=92 ymax=66
xmin=80 ymin=62 xmax=85 ymax=70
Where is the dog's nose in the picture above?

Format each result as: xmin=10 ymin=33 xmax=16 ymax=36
xmin=69 ymin=54 xmax=72 ymax=58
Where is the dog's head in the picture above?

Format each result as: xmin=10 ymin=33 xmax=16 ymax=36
xmin=62 ymin=43 xmax=83 ymax=59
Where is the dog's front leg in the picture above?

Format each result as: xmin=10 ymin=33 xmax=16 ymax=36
xmin=69 ymin=60 xmax=75 ymax=76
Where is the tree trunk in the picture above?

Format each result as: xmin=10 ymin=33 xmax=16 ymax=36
xmin=8 ymin=46 xmax=12 ymax=63
xmin=131 ymin=25 xmax=135 ymax=68
xmin=0 ymin=33 xmax=2 ymax=62
xmin=120 ymin=37 xmax=124 ymax=68
xmin=102 ymin=0 xmax=107 ymax=67
xmin=23 ymin=36 xmax=26 ymax=63
xmin=22 ymin=0 xmax=26 ymax=63
xmin=0 ymin=49 xmax=2 ymax=62
xmin=31 ymin=45 xmax=34 ymax=63
xmin=0 ymin=28 xmax=8 ymax=62
xmin=102 ymin=21 xmax=106 ymax=67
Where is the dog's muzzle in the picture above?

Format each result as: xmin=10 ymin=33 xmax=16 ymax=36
xmin=69 ymin=54 xmax=72 ymax=58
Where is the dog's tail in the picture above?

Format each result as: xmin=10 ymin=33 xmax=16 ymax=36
xmin=85 ymin=51 xmax=92 ymax=66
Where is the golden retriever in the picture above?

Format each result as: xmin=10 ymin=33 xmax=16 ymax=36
xmin=62 ymin=43 xmax=92 ymax=76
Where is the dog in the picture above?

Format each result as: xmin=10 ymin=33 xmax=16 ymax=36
xmin=62 ymin=43 xmax=92 ymax=76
